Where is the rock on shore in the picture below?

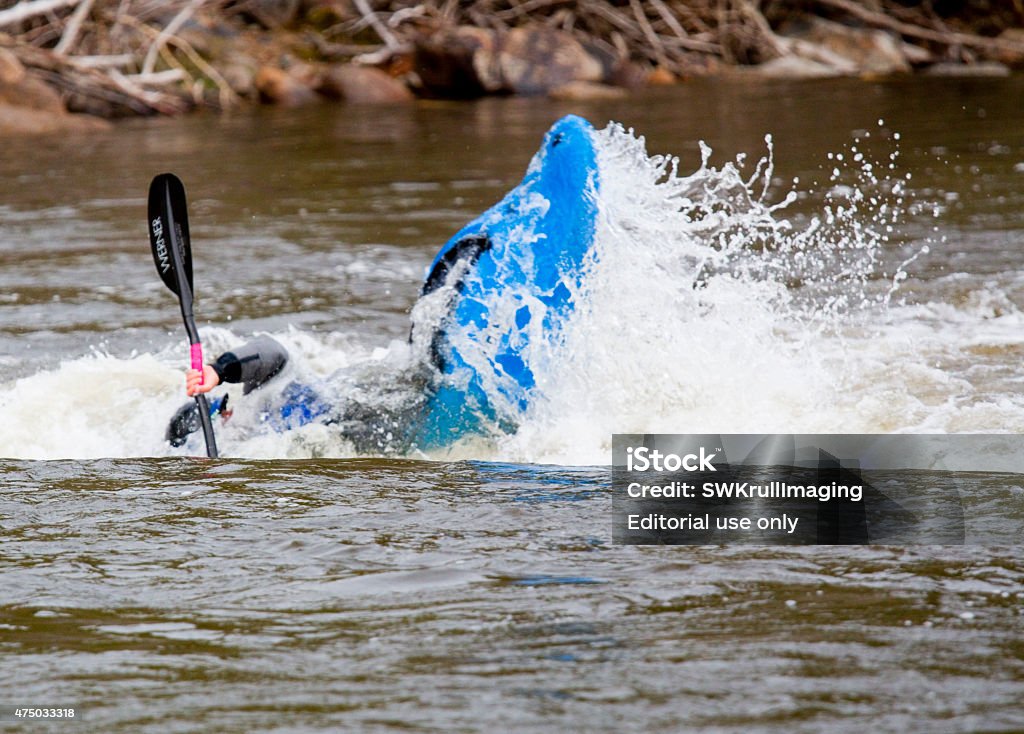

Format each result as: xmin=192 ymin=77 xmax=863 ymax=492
xmin=414 ymin=25 xmax=609 ymax=97
xmin=0 ymin=48 xmax=109 ymax=136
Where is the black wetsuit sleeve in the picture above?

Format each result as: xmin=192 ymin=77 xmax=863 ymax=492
xmin=210 ymin=335 xmax=289 ymax=394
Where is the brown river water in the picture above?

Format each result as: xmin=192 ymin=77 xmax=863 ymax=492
xmin=1 ymin=78 xmax=1023 ymax=731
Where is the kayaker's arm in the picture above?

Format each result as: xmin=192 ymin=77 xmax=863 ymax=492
xmin=185 ymin=335 xmax=289 ymax=396
xmin=186 ymin=365 xmax=221 ymax=396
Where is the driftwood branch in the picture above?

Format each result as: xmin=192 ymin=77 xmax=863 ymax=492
xmin=650 ymin=0 xmax=687 ymax=42
xmin=115 ymin=7 xmax=239 ymax=109
xmin=71 ymin=53 xmax=135 ymax=68
xmin=53 ymin=0 xmax=95 ymax=54
xmin=815 ymin=0 xmax=1024 ymax=55
xmin=0 ymin=0 xmax=81 ymax=29
xmin=166 ymin=33 xmax=239 ymax=108
xmin=9 ymin=42 xmax=189 ymax=115
xmin=128 ymin=68 xmax=186 ymax=84
xmin=492 ymin=0 xmax=571 ymax=22
xmin=629 ymin=0 xmax=669 ymax=67
xmin=140 ymin=0 xmax=205 ymax=75
xmin=352 ymin=0 xmax=401 ymax=50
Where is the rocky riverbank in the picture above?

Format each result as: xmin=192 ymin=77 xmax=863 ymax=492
xmin=1 ymin=0 xmax=1024 ymax=135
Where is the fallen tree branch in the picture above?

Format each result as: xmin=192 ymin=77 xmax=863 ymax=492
xmin=141 ymin=0 xmax=205 ymax=75
xmin=629 ymin=0 xmax=669 ymax=67
xmin=165 ymin=33 xmax=239 ymax=108
xmin=70 ymin=53 xmax=135 ymax=68
xmin=650 ymin=0 xmax=687 ymax=41
xmin=109 ymin=67 xmax=176 ymax=106
xmin=9 ymin=42 xmax=189 ymax=115
xmin=737 ymin=0 xmax=787 ymax=58
xmin=669 ymin=1 xmax=713 ymax=35
xmin=53 ymin=0 xmax=95 ymax=54
xmin=815 ymin=0 xmax=1024 ymax=55
xmin=127 ymin=68 xmax=186 ymax=84
xmin=491 ymin=0 xmax=571 ymax=22
xmin=306 ymin=32 xmax=385 ymax=61
xmin=119 ymin=9 xmax=239 ymax=109
xmin=352 ymin=0 xmax=401 ymax=50
xmin=0 ymin=0 xmax=80 ymax=29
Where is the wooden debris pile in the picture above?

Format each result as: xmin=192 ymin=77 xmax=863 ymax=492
xmin=312 ymin=0 xmax=1024 ymax=79
xmin=1 ymin=0 xmax=1024 ymax=121
xmin=0 ymin=0 xmax=237 ymax=116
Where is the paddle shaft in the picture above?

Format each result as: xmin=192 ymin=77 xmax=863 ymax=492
xmin=161 ymin=184 xmax=219 ymax=459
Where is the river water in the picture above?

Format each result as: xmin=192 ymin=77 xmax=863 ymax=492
xmin=2 ymin=78 xmax=1023 ymax=731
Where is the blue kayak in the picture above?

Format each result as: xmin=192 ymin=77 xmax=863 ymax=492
xmin=172 ymin=115 xmax=601 ymax=451
xmin=411 ymin=114 xmax=600 ymax=447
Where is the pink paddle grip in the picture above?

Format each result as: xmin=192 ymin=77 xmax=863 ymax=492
xmin=191 ymin=343 xmax=204 ymax=385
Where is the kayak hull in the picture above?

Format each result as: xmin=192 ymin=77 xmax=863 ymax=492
xmin=412 ymin=114 xmax=601 ymax=447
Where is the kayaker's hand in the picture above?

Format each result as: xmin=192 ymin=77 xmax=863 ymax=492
xmin=186 ymin=365 xmax=220 ymax=396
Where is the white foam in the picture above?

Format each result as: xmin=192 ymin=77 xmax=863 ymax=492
xmin=495 ymin=122 xmax=995 ymax=464
xmin=4 ymin=121 xmax=1018 ymax=462
xmin=0 ymin=352 xmax=182 ymax=459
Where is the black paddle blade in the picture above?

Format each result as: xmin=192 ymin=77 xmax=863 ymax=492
xmin=147 ymin=173 xmax=194 ymax=297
